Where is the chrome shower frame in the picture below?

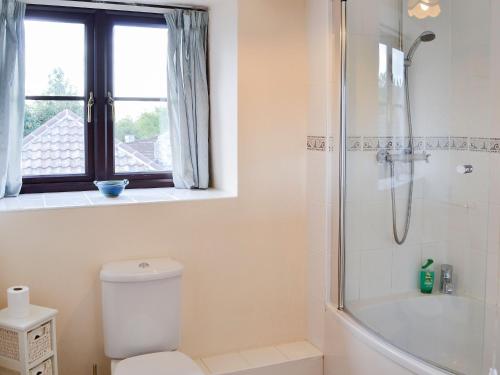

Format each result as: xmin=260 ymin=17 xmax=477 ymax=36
xmin=338 ymin=0 xmax=347 ymax=310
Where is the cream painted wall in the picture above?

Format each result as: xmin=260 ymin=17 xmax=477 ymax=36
xmin=0 ymin=1 xmax=309 ymax=374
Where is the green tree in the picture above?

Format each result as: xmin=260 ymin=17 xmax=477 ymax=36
xmin=24 ymin=68 xmax=82 ymax=136
xmin=44 ymin=68 xmax=77 ymax=96
xmin=115 ymin=107 xmax=167 ymax=142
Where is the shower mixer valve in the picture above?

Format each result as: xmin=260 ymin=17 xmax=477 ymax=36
xmin=440 ymin=264 xmax=454 ymax=295
xmin=376 ymin=149 xmax=431 ymax=164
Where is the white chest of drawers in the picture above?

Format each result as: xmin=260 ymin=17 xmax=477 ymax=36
xmin=0 ymin=306 xmax=58 ymax=375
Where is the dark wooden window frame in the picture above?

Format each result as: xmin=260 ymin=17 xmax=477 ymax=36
xmin=21 ymin=6 xmax=174 ymax=194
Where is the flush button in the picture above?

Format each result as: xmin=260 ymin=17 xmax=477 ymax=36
xmin=138 ymin=262 xmax=150 ymax=269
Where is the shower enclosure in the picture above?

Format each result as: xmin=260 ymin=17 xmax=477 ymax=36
xmin=338 ymin=0 xmax=500 ymax=374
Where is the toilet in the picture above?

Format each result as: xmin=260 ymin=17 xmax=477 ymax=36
xmin=100 ymin=258 xmax=204 ymax=375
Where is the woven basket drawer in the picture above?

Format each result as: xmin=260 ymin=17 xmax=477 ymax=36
xmin=29 ymin=357 xmax=52 ymax=375
xmin=27 ymin=323 xmax=52 ymax=364
xmin=0 ymin=327 xmax=19 ymax=361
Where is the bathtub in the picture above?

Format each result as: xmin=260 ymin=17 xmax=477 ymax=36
xmin=325 ymin=295 xmax=491 ymax=375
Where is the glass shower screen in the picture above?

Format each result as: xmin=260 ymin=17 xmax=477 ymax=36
xmin=340 ymin=0 xmax=498 ymax=373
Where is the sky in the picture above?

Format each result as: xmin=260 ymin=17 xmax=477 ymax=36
xmin=25 ymin=20 xmax=168 ymax=121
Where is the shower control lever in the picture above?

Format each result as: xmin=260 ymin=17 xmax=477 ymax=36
xmin=376 ymin=149 xmax=431 ymax=164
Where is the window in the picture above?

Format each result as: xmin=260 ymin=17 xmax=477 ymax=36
xmin=112 ymin=24 xmax=171 ymax=174
xmin=22 ymin=7 xmax=173 ymax=193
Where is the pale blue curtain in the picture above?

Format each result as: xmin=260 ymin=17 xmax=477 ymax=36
xmin=0 ymin=0 xmax=25 ymax=198
xmin=165 ymin=10 xmax=209 ymax=189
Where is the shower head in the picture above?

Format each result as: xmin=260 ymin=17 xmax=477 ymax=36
xmin=419 ymin=31 xmax=436 ymax=42
xmin=405 ymin=31 xmax=436 ymax=66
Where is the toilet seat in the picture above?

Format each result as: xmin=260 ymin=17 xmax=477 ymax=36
xmin=114 ymin=351 xmax=204 ymax=375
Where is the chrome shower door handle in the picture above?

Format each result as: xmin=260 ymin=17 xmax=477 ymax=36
xmin=106 ymin=91 xmax=115 ymax=122
xmin=87 ymin=91 xmax=94 ymax=124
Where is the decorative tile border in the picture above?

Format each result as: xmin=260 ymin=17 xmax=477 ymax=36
xmin=425 ymin=137 xmax=449 ymax=151
xmin=450 ymin=137 xmax=468 ymax=151
xmin=307 ymin=136 xmax=334 ymax=152
xmin=347 ymin=136 xmax=362 ymax=151
xmin=306 ymin=135 xmax=500 ymax=153
xmin=413 ymin=137 xmax=426 ymax=151
xmin=490 ymin=138 xmax=500 ymax=153
xmin=342 ymin=136 xmax=500 ymax=153
xmin=470 ymin=137 xmax=490 ymax=152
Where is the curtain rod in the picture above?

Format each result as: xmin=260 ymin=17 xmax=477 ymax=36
xmin=20 ymin=0 xmax=208 ymax=13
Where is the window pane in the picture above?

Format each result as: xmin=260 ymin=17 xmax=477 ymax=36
xmin=25 ymin=20 xmax=85 ymax=96
xmin=114 ymin=101 xmax=172 ymax=173
xmin=23 ymin=100 xmax=85 ymax=176
xmin=113 ymin=25 xmax=167 ymax=98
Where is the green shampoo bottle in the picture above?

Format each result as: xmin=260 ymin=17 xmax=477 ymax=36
xmin=420 ymin=259 xmax=435 ymax=294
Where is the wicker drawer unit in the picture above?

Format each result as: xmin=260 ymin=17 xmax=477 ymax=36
xmin=27 ymin=323 xmax=52 ymax=364
xmin=0 ymin=306 xmax=58 ymax=375
xmin=0 ymin=328 xmax=19 ymax=361
xmin=28 ymin=358 xmax=52 ymax=375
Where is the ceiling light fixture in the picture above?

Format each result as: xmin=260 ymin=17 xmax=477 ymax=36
xmin=408 ymin=0 xmax=441 ymax=19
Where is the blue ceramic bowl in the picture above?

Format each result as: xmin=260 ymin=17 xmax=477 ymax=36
xmin=94 ymin=180 xmax=129 ymax=197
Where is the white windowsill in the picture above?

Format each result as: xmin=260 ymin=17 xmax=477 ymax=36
xmin=0 ymin=188 xmax=235 ymax=213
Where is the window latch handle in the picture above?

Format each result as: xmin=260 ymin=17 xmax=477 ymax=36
xmin=87 ymin=91 xmax=94 ymax=124
xmin=106 ymin=91 xmax=115 ymax=122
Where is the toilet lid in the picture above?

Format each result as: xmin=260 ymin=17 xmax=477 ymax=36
xmin=115 ymin=352 xmax=204 ymax=375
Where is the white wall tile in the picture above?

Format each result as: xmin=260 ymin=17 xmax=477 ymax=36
xmin=423 ymin=152 xmax=450 ymax=202
xmin=308 ymin=249 xmax=326 ymax=302
xmin=196 ymin=359 xmax=211 ymax=375
xmin=466 ymin=152 xmax=491 ymax=207
xmin=391 ymin=245 xmax=422 ymax=294
xmin=307 ymin=0 xmax=331 ymax=85
xmin=422 ymin=241 xmax=448 ymax=271
xmin=358 ymin=202 xmax=393 ymax=251
xmin=202 ymin=353 xmax=250 ymax=374
xmin=0 ymin=194 xmax=45 ymax=211
xmin=446 ymin=239 xmax=466 ymax=294
xmin=307 ymin=204 xmax=328 ymax=253
xmin=488 ymin=204 xmax=500 ymax=254
xmin=345 ymin=250 xmax=360 ymax=302
xmin=359 ymin=249 xmax=392 ymax=299
xmin=307 ymin=151 xmax=328 ymax=206
xmin=485 ymin=252 xmax=499 ymax=305
xmin=468 ymin=204 xmax=489 ymax=252
xmin=232 ymin=357 xmax=323 ymax=375
xmin=463 ymin=250 xmax=487 ymax=300
xmin=308 ymin=82 xmax=329 ymax=136
xmin=275 ymin=341 xmax=322 ymax=361
xmin=200 ymin=342 xmax=323 ymax=375
xmin=307 ymin=296 xmax=326 ymax=351
xmin=489 ymin=154 xmax=500 ymax=205
xmin=240 ymin=347 xmax=287 ymax=368
xmin=447 ymin=204 xmax=470 ymax=250
xmin=43 ymin=192 xmax=91 ymax=208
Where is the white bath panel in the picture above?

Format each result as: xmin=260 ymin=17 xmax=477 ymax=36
xmin=200 ymin=341 xmax=323 ymax=375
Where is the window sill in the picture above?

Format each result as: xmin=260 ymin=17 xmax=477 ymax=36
xmin=0 ymin=188 xmax=235 ymax=213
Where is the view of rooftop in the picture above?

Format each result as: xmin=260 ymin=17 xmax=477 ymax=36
xmin=22 ymin=110 xmax=172 ymax=177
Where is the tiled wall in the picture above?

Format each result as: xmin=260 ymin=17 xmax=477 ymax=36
xmin=314 ymin=0 xmax=500 ymax=373
xmin=338 ymin=0 xmax=500 ymax=308
xmin=309 ymin=0 xmax=500 ymax=371
xmin=306 ymin=0 xmax=338 ymax=353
